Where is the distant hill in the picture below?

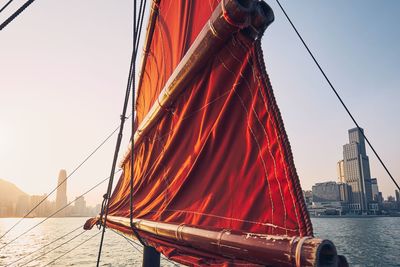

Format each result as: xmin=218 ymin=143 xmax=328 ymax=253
xmin=0 ymin=179 xmax=28 ymax=203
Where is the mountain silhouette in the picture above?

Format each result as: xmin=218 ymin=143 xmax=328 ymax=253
xmin=0 ymin=179 xmax=28 ymax=203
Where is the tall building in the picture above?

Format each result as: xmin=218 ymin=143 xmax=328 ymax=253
xmin=338 ymin=183 xmax=352 ymax=203
xmin=55 ymin=169 xmax=68 ymax=217
xmin=342 ymin=127 xmax=373 ymax=212
xmin=371 ymin=178 xmax=379 ymax=202
xmin=74 ymin=196 xmax=87 ymax=216
xmin=396 ymin=190 xmax=400 ymax=202
xmin=337 ymin=160 xmax=345 ymax=183
xmin=30 ymin=194 xmax=50 ymax=217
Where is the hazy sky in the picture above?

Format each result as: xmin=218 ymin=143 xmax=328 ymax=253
xmin=0 ymin=0 xmax=399 ymax=206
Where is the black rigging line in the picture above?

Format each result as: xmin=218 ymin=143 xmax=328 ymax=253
xmin=134 ymin=0 xmax=147 ymax=54
xmin=42 ymin=231 xmax=100 ymax=267
xmin=130 ymin=0 xmax=137 ymax=241
xmin=275 ymin=0 xmax=400 ymax=191
xmin=19 ymin=230 xmax=88 ymax=267
xmin=0 ymin=121 xmax=125 ymax=241
xmin=96 ymin=10 xmax=136 ymax=267
xmin=110 ymin=228 xmax=143 ymax=254
xmin=0 ymin=172 xmax=115 ymax=251
xmin=96 ymin=1 xmax=148 ymax=265
xmin=110 ymin=229 xmax=180 ymax=267
xmin=130 ymin=0 xmax=147 ymax=248
xmin=5 ymin=224 xmax=83 ymax=267
xmin=129 ymin=0 xmax=138 ymax=248
xmin=0 ymin=0 xmax=13 ymax=13
xmin=0 ymin=0 xmax=35 ymax=31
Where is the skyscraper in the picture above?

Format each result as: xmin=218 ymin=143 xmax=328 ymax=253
xmin=337 ymin=160 xmax=345 ymax=183
xmin=342 ymin=127 xmax=373 ymax=212
xmin=55 ymin=169 xmax=68 ymax=217
xmin=371 ymin=178 xmax=379 ymax=202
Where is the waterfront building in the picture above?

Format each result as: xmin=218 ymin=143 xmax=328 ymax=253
xmin=338 ymin=183 xmax=352 ymax=203
xmin=73 ymin=196 xmax=87 ymax=216
xmin=310 ymin=181 xmax=348 ymax=215
xmin=30 ymin=194 xmax=50 ymax=217
xmin=371 ymin=178 xmax=379 ymax=202
xmin=341 ymin=127 xmax=373 ymax=212
xmin=312 ymin=181 xmax=340 ymax=203
xmin=55 ymin=169 xmax=68 ymax=217
xmin=303 ymin=190 xmax=313 ymax=206
xmin=378 ymin=192 xmax=384 ymax=203
xmin=337 ymin=160 xmax=345 ymax=183
xmin=15 ymin=195 xmax=29 ymax=216
xmin=0 ymin=201 xmax=14 ymax=217
xmin=396 ymin=190 xmax=400 ymax=202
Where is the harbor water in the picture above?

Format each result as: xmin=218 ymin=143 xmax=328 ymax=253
xmin=0 ymin=217 xmax=399 ymax=266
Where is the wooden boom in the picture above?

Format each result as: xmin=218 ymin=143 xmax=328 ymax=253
xmin=106 ymin=216 xmax=347 ymax=267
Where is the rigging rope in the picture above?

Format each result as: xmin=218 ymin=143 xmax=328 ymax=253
xmin=19 ymin=230 xmax=88 ymax=267
xmin=4 ymin=224 xmax=84 ymax=266
xmin=0 ymin=172 xmax=116 ymax=251
xmin=96 ymin=0 xmax=148 ymax=265
xmin=275 ymin=0 xmax=400 ymax=191
xmin=130 ymin=0 xmax=148 ymax=248
xmin=110 ymin=228 xmax=143 ymax=254
xmin=0 ymin=0 xmax=13 ymax=13
xmin=130 ymin=0 xmax=138 ymax=246
xmin=0 ymin=120 xmax=126 ymax=241
xmin=110 ymin=229 xmax=180 ymax=267
xmin=42 ymin=231 xmax=100 ymax=267
xmin=0 ymin=0 xmax=35 ymax=31
xmin=134 ymin=0 xmax=147 ymax=54
xmin=96 ymin=8 xmax=137 ymax=267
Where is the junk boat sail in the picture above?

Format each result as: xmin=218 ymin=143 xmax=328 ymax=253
xmin=85 ymin=0 xmax=348 ymax=266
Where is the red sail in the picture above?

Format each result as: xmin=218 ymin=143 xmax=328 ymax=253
xmin=86 ymin=0 xmax=314 ymax=265
xmin=135 ymin=0 xmax=222 ymax=125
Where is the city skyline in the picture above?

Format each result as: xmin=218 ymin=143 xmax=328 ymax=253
xmin=0 ymin=176 xmax=99 ymax=218
xmin=0 ymin=0 xmax=399 ymax=206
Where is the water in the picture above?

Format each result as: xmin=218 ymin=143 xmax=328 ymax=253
xmin=0 ymin=217 xmax=399 ymax=266
xmin=311 ymin=217 xmax=400 ymax=267
xmin=0 ymin=218 xmax=177 ymax=267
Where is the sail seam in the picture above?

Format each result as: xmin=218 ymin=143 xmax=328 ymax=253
xmin=142 ymin=209 xmax=298 ymax=232
xmin=230 ymin=37 xmax=299 ymax=232
xmin=217 ymin=54 xmax=276 ymax=231
xmin=253 ymin=40 xmax=313 ymax=236
xmin=226 ymin=39 xmax=290 ymax=235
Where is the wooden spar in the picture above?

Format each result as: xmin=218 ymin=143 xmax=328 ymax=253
xmin=121 ymin=0 xmax=274 ymax=165
xmin=107 ymin=216 xmax=346 ymax=267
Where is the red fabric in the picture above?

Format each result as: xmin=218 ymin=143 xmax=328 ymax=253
xmin=88 ymin=1 xmax=313 ymax=265
xmin=135 ymin=0 xmax=220 ymax=125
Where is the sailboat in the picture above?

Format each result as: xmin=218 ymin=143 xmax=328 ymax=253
xmin=84 ymin=0 xmax=348 ymax=266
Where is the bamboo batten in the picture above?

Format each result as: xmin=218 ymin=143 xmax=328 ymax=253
xmin=106 ymin=216 xmax=346 ymax=267
xmin=121 ymin=0 xmax=274 ymax=165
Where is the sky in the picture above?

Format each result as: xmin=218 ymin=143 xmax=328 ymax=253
xmin=0 ymin=0 xmax=399 ymax=206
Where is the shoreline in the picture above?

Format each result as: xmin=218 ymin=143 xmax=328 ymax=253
xmin=310 ymin=214 xmax=400 ymax=218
